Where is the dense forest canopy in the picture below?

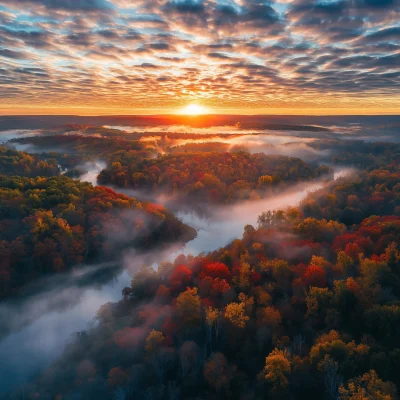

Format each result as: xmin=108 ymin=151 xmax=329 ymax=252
xmin=0 ymin=146 xmax=59 ymax=177
xmin=0 ymin=174 xmax=196 ymax=298
xmin=27 ymin=162 xmax=400 ymax=400
xmin=98 ymin=152 xmax=332 ymax=203
xmin=1 ymin=124 xmax=400 ymax=400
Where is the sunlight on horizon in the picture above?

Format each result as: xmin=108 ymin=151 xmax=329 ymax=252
xmin=179 ymin=104 xmax=209 ymax=116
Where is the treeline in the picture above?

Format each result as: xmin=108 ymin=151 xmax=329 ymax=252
xmin=301 ymin=165 xmax=400 ymax=225
xmin=9 ymin=135 xmax=154 ymax=161
xmin=310 ymin=140 xmax=400 ymax=170
xmin=0 ymin=175 xmax=196 ymax=298
xmin=0 ymin=146 xmax=59 ymax=177
xmin=98 ymin=152 xmax=332 ymax=203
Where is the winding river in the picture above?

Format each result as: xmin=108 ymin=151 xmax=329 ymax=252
xmin=0 ymin=136 xmax=352 ymax=394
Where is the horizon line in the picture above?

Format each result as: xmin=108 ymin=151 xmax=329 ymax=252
xmin=1 ymin=113 xmax=400 ymax=117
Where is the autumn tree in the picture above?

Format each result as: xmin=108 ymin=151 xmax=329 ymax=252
xmin=176 ymin=287 xmax=201 ymax=326
xmin=224 ymin=302 xmax=249 ymax=329
xmin=339 ymin=370 xmax=397 ymax=400
xmin=263 ymin=348 xmax=291 ymax=393
xmin=205 ymin=306 xmax=221 ymax=349
xmin=145 ymin=330 xmax=165 ymax=356
xmin=204 ymin=352 xmax=236 ymax=393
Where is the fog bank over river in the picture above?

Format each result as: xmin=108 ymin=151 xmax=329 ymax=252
xmin=0 ymin=130 xmax=355 ymax=393
xmin=0 ymin=166 xmax=354 ymax=393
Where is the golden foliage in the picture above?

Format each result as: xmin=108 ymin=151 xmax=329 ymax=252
xmin=145 ymin=330 xmax=165 ymax=354
xmin=176 ymin=287 xmax=201 ymax=324
xmin=264 ymin=348 xmax=291 ymax=391
xmin=224 ymin=302 xmax=249 ymax=328
xmin=339 ymin=370 xmax=397 ymax=400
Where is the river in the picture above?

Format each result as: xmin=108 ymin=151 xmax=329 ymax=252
xmin=0 ymin=137 xmax=353 ymax=394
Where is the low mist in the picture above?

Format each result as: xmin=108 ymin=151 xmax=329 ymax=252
xmin=176 ymin=168 xmax=354 ymax=255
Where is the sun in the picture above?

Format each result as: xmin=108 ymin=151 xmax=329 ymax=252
xmin=180 ymin=103 xmax=208 ymax=115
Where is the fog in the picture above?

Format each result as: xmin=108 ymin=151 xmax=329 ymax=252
xmin=0 ymin=161 xmax=354 ymax=393
xmin=175 ymin=168 xmax=353 ymax=255
xmin=0 ymin=129 xmax=40 ymax=145
xmin=0 ymin=125 xmax=359 ymax=395
xmin=0 ymin=264 xmax=126 ymax=393
xmin=78 ymin=161 xmax=107 ymax=186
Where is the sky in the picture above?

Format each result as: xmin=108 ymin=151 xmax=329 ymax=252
xmin=0 ymin=0 xmax=399 ymax=115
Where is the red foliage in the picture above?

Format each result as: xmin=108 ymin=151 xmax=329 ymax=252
xmin=199 ymin=262 xmax=230 ymax=280
xmin=250 ymin=270 xmax=262 ymax=284
xmin=155 ymin=284 xmax=171 ymax=303
xmin=346 ymin=277 xmax=360 ymax=294
xmin=169 ymin=265 xmax=192 ymax=291
xmin=189 ymin=257 xmax=208 ymax=276
xmin=303 ymin=264 xmax=327 ymax=288
xmin=293 ymin=263 xmax=308 ymax=278
xmin=333 ymin=234 xmax=358 ymax=251
xmin=201 ymin=297 xmax=215 ymax=308
xmin=211 ymin=278 xmax=231 ymax=295
xmin=145 ymin=203 xmax=165 ymax=214
xmin=113 ymin=327 xmax=146 ymax=348
xmin=199 ymin=276 xmax=230 ymax=297
xmin=345 ymin=243 xmax=363 ymax=260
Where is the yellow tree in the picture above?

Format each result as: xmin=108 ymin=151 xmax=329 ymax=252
xmin=145 ymin=330 xmax=165 ymax=356
xmin=224 ymin=302 xmax=249 ymax=328
xmin=233 ymin=261 xmax=251 ymax=292
xmin=264 ymin=348 xmax=291 ymax=393
xmin=205 ymin=306 xmax=220 ymax=349
xmin=339 ymin=370 xmax=397 ymax=400
xmin=176 ymin=287 xmax=201 ymax=326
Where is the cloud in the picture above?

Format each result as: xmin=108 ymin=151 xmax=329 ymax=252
xmin=0 ymin=0 xmax=398 ymax=111
xmin=1 ymin=0 xmax=114 ymax=11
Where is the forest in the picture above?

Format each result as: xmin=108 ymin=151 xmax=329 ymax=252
xmin=0 ymin=173 xmax=196 ymax=298
xmin=25 ymin=161 xmax=400 ymax=400
xmin=0 ymin=146 xmax=59 ymax=177
xmin=1 ymin=125 xmax=400 ymax=400
xmin=98 ymin=152 xmax=332 ymax=203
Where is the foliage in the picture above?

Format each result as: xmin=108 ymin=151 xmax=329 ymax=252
xmin=98 ymin=152 xmax=332 ymax=203
xmin=0 ymin=175 xmax=196 ymax=297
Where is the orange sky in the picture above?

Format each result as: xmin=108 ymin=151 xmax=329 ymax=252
xmin=1 ymin=105 xmax=399 ymax=116
xmin=0 ymin=1 xmax=399 ymax=116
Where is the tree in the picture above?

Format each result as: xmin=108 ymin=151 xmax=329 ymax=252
xmin=306 ymin=287 xmax=333 ymax=323
xmin=204 ymin=352 xmax=236 ymax=393
xmin=107 ymin=367 xmax=128 ymax=388
xmin=145 ymin=330 xmax=165 ymax=356
xmin=337 ymin=251 xmax=355 ymax=275
xmin=199 ymin=262 xmax=230 ymax=280
xmin=224 ymin=302 xmax=249 ymax=328
xmin=304 ymin=265 xmax=327 ymax=288
xmin=179 ymin=341 xmax=200 ymax=378
xmin=258 ymin=210 xmax=286 ymax=229
xmin=169 ymin=264 xmax=192 ymax=291
xmin=258 ymin=175 xmax=273 ymax=188
xmin=339 ymin=370 xmax=397 ymax=400
xmin=232 ymin=260 xmax=251 ymax=291
xmin=176 ymin=287 xmax=201 ymax=326
xmin=263 ymin=348 xmax=291 ymax=393
xmin=318 ymin=355 xmax=343 ymax=400
xmin=257 ymin=306 xmax=281 ymax=330
xmin=205 ymin=306 xmax=221 ymax=349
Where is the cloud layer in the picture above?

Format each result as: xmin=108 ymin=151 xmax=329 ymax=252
xmin=0 ymin=0 xmax=399 ymax=112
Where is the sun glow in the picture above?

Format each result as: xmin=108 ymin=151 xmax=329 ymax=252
xmin=180 ymin=104 xmax=208 ymax=115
